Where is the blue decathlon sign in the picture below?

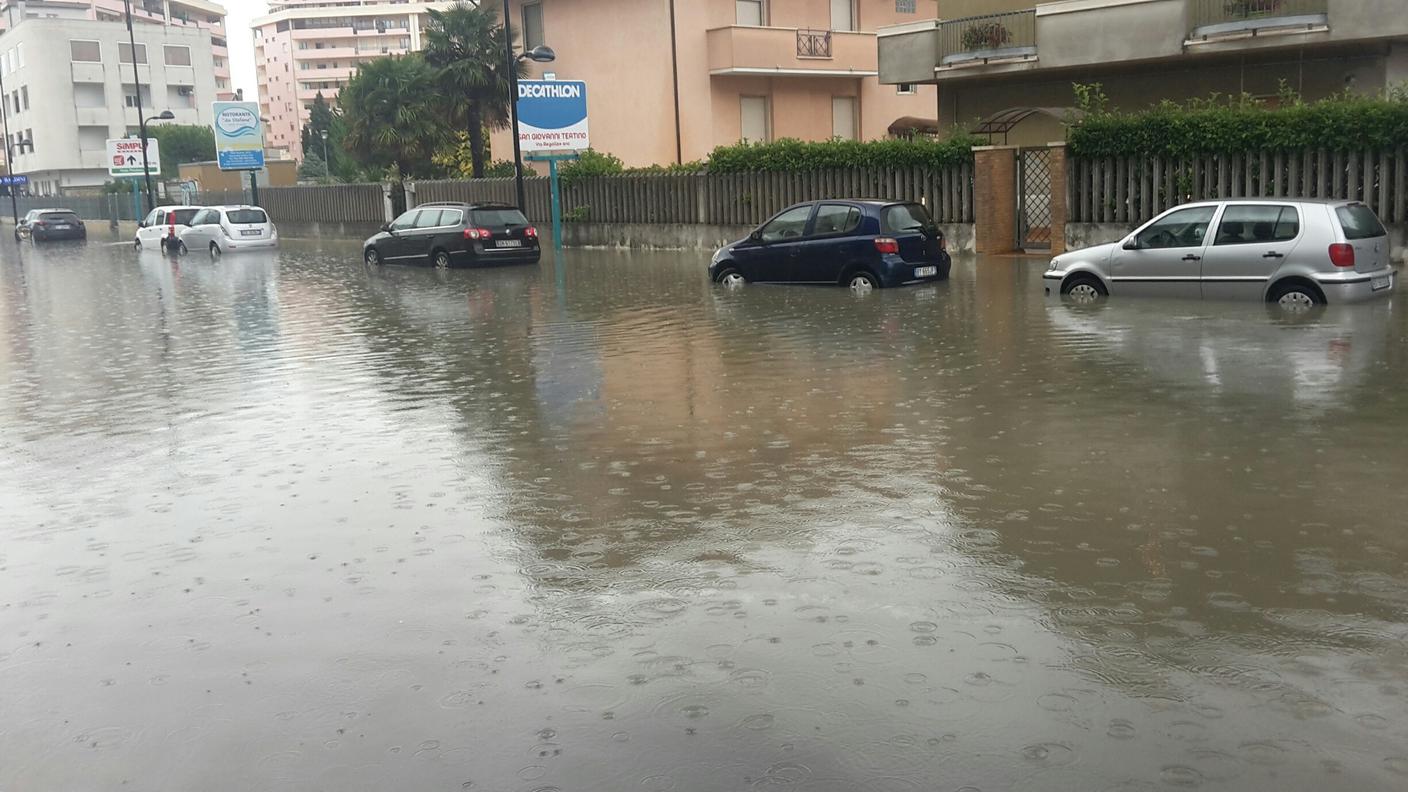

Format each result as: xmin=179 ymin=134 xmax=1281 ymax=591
xmin=516 ymin=80 xmax=589 ymax=152
xmin=212 ymin=101 xmax=266 ymax=171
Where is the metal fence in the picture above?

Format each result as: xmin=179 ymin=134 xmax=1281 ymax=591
xmin=1070 ymin=148 xmax=1408 ymax=225
xmin=1189 ymin=0 xmax=1329 ymax=33
xmin=415 ymin=166 xmax=975 ymax=228
xmin=11 ymin=194 xmax=146 ymax=223
xmin=937 ymin=9 xmax=1037 ymax=66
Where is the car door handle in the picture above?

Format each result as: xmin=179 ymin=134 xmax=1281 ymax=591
xmin=1182 ymin=254 xmax=1201 ymax=261
xmin=1262 ymin=251 xmax=1284 ymax=259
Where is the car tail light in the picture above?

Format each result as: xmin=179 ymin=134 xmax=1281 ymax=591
xmin=938 ymin=234 xmax=946 ymax=252
xmin=525 ymin=226 xmax=538 ymax=239
xmin=874 ymin=237 xmax=899 ymax=254
xmin=463 ymin=227 xmax=493 ymax=241
xmin=32 ymin=220 xmax=45 ymax=228
xmin=1328 ymin=243 xmax=1355 ymax=268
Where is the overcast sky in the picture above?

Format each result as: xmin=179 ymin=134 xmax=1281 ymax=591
xmin=224 ymin=0 xmax=268 ymax=101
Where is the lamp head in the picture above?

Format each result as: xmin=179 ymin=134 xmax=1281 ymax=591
xmin=524 ymin=45 xmax=556 ymax=63
xmin=156 ymin=110 xmax=175 ymax=120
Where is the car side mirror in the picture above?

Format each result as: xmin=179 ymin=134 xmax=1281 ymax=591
xmin=749 ymin=231 xmax=763 ymax=243
xmin=380 ymin=223 xmax=391 ymax=232
xmin=1122 ymin=237 xmax=1139 ymax=251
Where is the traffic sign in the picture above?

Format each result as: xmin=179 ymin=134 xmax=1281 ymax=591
xmin=516 ymin=80 xmax=589 ymax=153
xmin=107 ymin=138 xmax=160 ymax=177
xmin=212 ymin=101 xmax=266 ymax=171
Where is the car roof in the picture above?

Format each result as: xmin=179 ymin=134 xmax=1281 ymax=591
xmin=415 ymin=202 xmax=522 ymax=210
xmin=35 ymin=208 xmax=74 ymax=213
xmin=1174 ymin=197 xmax=1362 ymax=207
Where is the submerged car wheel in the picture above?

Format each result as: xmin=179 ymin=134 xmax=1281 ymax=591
xmin=133 ymin=238 xmax=142 ymax=251
xmin=209 ymin=241 xmax=220 ymax=257
xmin=1063 ymin=274 xmax=1108 ymax=304
xmin=433 ymin=250 xmax=452 ymax=269
xmin=848 ymin=272 xmax=878 ymax=292
xmin=1270 ymin=281 xmax=1322 ymax=312
xmin=717 ymin=268 xmax=746 ymax=288
xmin=364 ymin=247 xmax=381 ymax=266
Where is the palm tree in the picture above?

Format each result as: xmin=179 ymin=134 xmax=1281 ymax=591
xmin=423 ymin=0 xmax=525 ymax=178
xmin=339 ymin=55 xmax=450 ymax=182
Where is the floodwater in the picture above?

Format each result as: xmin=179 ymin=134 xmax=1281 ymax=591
xmin=2 ymin=229 xmax=1407 ymax=792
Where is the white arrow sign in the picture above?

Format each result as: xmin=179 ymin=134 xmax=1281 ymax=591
xmin=107 ymin=138 xmax=160 ymax=177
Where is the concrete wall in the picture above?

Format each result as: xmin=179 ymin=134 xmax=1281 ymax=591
xmin=1036 ymin=0 xmax=1184 ymax=70
xmin=558 ymin=220 xmax=976 ymax=252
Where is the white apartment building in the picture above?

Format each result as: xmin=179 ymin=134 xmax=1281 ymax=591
xmin=0 ymin=17 xmax=218 ymax=193
xmin=252 ymin=0 xmax=450 ymax=160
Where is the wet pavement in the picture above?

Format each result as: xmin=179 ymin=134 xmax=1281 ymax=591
xmin=2 ymin=230 xmax=1407 ymax=791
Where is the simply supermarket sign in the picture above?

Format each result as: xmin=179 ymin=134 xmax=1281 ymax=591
xmin=516 ymin=80 xmax=589 ymax=152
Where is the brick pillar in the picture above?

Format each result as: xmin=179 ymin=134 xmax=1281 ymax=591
xmin=1047 ymin=143 xmax=1068 ymax=256
xmin=973 ymin=145 xmax=1017 ymax=254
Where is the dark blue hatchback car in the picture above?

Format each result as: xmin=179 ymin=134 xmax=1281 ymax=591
xmin=709 ymin=200 xmax=950 ymax=289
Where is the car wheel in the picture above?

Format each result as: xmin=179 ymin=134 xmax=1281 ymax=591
xmin=1063 ymin=274 xmax=1108 ymax=304
xmin=209 ymin=241 xmax=221 ymax=257
xmin=133 ymin=238 xmax=142 ymax=251
xmin=433 ymin=249 xmax=452 ymax=269
xmin=364 ymin=247 xmax=381 ymax=266
xmin=716 ymin=268 xmax=746 ymax=288
xmin=848 ymin=271 xmax=879 ymax=292
xmin=1269 ymin=281 xmax=1322 ymax=312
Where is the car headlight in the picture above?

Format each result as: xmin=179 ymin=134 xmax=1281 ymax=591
xmin=1047 ymin=257 xmax=1060 ymax=271
xmin=711 ymin=249 xmax=724 ymax=265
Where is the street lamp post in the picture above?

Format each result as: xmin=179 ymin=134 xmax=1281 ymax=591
xmin=140 ymin=110 xmax=175 ymax=210
xmin=0 ymin=47 xmax=28 ymax=237
xmin=121 ymin=0 xmax=161 ymax=213
xmin=502 ymin=0 xmax=554 ymax=212
xmin=320 ymin=129 xmax=329 ymax=180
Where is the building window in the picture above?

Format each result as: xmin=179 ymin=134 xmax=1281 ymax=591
xmin=831 ymin=96 xmax=856 ymax=140
xmin=741 ymin=95 xmax=770 ymax=143
xmin=736 ymin=0 xmax=765 ymax=26
xmin=24 ymin=129 xmax=32 ymax=153
xmin=830 ymin=0 xmax=855 ymax=32
xmin=16 ymin=43 xmax=23 ymax=69
xmin=896 ymin=0 xmax=916 ymax=12
xmin=523 ymin=3 xmax=544 ymax=50
xmin=164 ymin=45 xmax=191 ymax=66
xmin=897 ymin=83 xmax=915 ymax=95
xmin=20 ymin=86 xmax=28 ymax=110
xmin=70 ymin=40 xmax=101 ymax=62
xmin=11 ymin=91 xmax=18 ymax=115
xmin=119 ymin=42 xmax=148 ymax=64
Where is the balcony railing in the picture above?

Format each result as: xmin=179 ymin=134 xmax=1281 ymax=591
xmin=937 ymin=9 xmax=1036 ymax=67
xmin=1190 ymin=0 xmax=1329 ymax=38
xmin=797 ymin=29 xmax=832 ymax=58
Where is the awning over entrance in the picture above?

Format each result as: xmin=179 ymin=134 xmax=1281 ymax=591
xmin=971 ymin=107 xmax=1083 ymax=145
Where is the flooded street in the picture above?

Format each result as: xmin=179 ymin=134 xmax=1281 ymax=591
xmin=2 ymin=231 xmax=1407 ymax=791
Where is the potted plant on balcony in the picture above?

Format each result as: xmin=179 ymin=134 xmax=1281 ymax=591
xmin=961 ymin=21 xmax=1012 ymax=51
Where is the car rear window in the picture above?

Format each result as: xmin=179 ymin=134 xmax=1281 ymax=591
xmin=40 ymin=212 xmax=79 ymax=223
xmin=227 ymin=209 xmax=268 ymax=225
xmin=170 ymin=209 xmax=201 ymax=225
xmin=1336 ymin=204 xmax=1386 ymax=240
xmin=471 ymin=208 xmax=529 ymax=227
xmin=882 ymin=203 xmax=932 ymax=233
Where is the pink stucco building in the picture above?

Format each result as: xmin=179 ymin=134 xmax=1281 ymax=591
xmin=489 ymin=0 xmax=939 ymax=168
xmin=253 ymin=1 xmax=452 ymax=160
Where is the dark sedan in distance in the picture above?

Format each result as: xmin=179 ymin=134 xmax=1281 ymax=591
xmin=17 ymin=209 xmax=87 ymax=242
xmin=709 ymin=200 xmax=950 ymax=290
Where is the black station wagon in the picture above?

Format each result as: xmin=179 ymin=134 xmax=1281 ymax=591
xmin=363 ymin=202 xmax=541 ymax=269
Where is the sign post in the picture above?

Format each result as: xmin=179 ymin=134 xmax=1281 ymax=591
xmin=211 ymin=101 xmax=266 ymax=206
xmin=516 ymin=80 xmax=589 ymax=251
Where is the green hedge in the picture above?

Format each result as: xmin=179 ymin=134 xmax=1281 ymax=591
xmin=1068 ymin=86 xmax=1408 ymax=158
xmin=706 ymin=137 xmax=978 ymax=173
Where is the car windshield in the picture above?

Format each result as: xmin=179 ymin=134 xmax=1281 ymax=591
xmin=226 ymin=209 xmax=267 ymax=225
xmin=170 ymin=209 xmax=201 ymax=226
xmin=1336 ymin=205 xmax=1386 ymax=240
xmin=471 ymin=208 xmax=528 ymax=227
xmin=39 ymin=212 xmax=79 ymax=223
xmin=882 ymin=203 xmax=932 ymax=233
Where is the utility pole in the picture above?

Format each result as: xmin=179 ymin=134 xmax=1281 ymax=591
xmin=503 ymin=0 xmax=525 ymax=211
xmin=123 ymin=0 xmax=156 ymax=213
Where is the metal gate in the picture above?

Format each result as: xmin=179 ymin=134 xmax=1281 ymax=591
xmin=1016 ymin=147 xmax=1053 ymax=250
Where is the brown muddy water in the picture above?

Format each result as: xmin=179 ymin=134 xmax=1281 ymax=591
xmin=2 ymin=234 xmax=1406 ymax=791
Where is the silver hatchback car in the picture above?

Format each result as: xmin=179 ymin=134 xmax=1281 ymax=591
xmin=1045 ymin=199 xmax=1396 ymax=307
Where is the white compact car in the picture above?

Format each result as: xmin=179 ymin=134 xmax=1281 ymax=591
xmin=176 ymin=205 xmax=279 ymax=255
xmin=134 ymin=205 xmax=202 ymax=252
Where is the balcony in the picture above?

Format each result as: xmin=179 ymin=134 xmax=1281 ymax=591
xmin=938 ymin=10 xmax=1036 ymax=69
xmin=1188 ymin=0 xmax=1328 ymax=41
xmin=299 ymin=47 xmax=359 ymax=59
xmin=706 ymin=25 xmax=877 ymax=78
xmin=71 ymin=62 xmax=106 ymax=83
xmin=75 ymin=107 xmax=110 ymax=126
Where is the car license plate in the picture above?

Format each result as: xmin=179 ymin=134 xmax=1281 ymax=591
xmin=240 ymin=229 xmax=261 ymax=237
xmin=1371 ymin=275 xmax=1391 ymax=291
xmin=496 ymin=240 xmax=522 ymax=248
xmin=54 ymin=224 xmax=71 ymax=230
xmin=914 ymin=266 xmax=937 ymax=278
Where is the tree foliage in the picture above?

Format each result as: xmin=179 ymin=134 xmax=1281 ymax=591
xmin=339 ymin=55 xmax=451 ymax=180
xmin=423 ymin=0 xmax=523 ymax=178
xmin=705 ymin=136 xmax=978 ymax=173
xmin=146 ymin=124 xmax=216 ymax=179
xmin=1068 ymin=82 xmax=1408 ymax=158
xmin=432 ymin=132 xmax=515 ymax=177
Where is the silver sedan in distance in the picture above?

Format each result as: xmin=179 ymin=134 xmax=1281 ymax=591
xmin=1045 ymin=199 xmax=1396 ymax=308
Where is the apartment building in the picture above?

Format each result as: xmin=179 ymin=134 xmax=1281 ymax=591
xmin=252 ymin=0 xmax=452 ymax=160
xmin=879 ymin=0 xmax=1408 ymax=145
xmin=0 ymin=15 xmax=221 ymax=193
xmin=486 ymin=0 xmax=938 ymax=169
xmin=1 ymin=0 xmax=232 ymax=97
